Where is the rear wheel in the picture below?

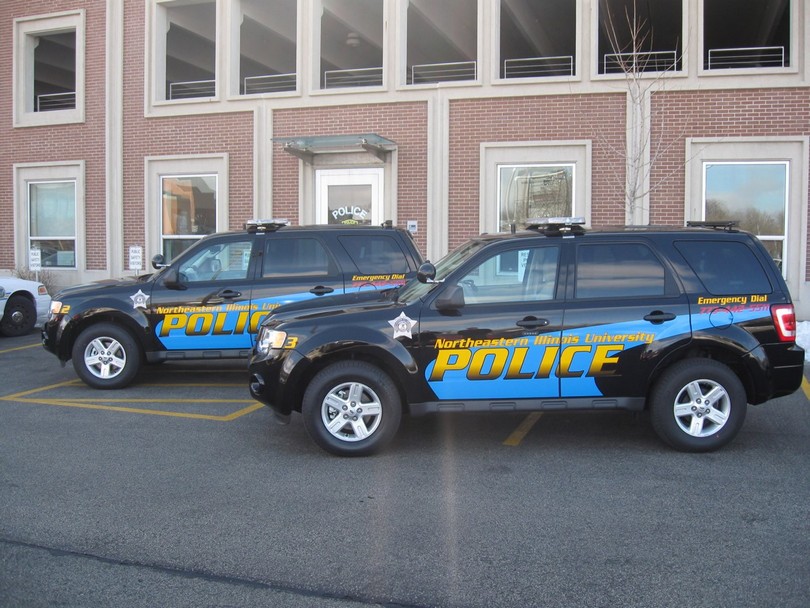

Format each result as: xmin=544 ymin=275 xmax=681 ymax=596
xmin=71 ymin=323 xmax=142 ymax=389
xmin=650 ymin=358 xmax=746 ymax=452
xmin=0 ymin=295 xmax=36 ymax=336
xmin=302 ymin=361 xmax=402 ymax=456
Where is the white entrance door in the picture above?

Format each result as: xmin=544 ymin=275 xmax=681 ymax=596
xmin=316 ymin=168 xmax=384 ymax=225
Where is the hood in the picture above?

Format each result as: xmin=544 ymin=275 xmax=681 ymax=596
xmin=0 ymin=276 xmax=46 ymax=294
xmin=264 ymin=288 xmax=402 ymax=326
xmin=54 ymin=274 xmax=153 ymax=300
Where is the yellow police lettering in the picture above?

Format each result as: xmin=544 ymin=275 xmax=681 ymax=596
xmin=187 ymin=313 xmax=213 ymax=336
xmin=505 ymin=347 xmax=534 ymax=380
xmin=589 ymin=344 xmax=623 ymax=376
xmin=534 ymin=346 xmax=559 ymax=379
xmin=249 ymin=310 xmax=268 ymax=333
xmin=213 ymin=313 xmax=233 ymax=335
xmin=467 ymin=348 xmax=509 ymax=380
xmin=160 ymin=314 xmax=187 ymax=336
xmin=429 ymin=349 xmax=472 ymax=381
xmin=557 ymin=345 xmax=591 ymax=378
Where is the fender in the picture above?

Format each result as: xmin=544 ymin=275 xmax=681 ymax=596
xmin=55 ymin=298 xmax=152 ymax=361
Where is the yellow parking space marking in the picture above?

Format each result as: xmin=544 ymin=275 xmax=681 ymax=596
xmin=0 ymin=378 xmax=264 ymax=421
xmin=0 ymin=342 xmax=41 ymax=354
xmin=503 ymin=412 xmax=543 ymax=446
xmin=802 ymin=375 xmax=810 ymax=401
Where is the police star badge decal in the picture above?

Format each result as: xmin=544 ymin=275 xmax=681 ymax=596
xmin=130 ymin=289 xmax=150 ymax=309
xmin=389 ymin=312 xmax=417 ymax=339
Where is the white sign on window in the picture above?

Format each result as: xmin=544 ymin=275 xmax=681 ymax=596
xmin=129 ymin=245 xmax=143 ymax=271
xmin=29 ymin=248 xmax=42 ymax=271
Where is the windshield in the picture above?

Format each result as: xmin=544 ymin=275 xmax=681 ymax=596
xmin=397 ymin=238 xmax=489 ymax=304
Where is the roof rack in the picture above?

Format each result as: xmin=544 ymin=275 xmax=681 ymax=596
xmin=686 ymin=220 xmax=739 ymax=232
xmin=244 ymin=219 xmax=289 ymax=233
xmin=524 ymin=216 xmax=587 ymax=236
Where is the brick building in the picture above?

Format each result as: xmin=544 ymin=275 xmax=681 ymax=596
xmin=2 ymin=1 xmax=809 ymax=316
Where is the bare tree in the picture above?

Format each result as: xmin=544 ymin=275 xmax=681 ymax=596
xmin=597 ymin=0 xmax=690 ymax=224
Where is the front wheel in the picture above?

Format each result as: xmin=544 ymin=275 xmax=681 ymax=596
xmin=0 ymin=295 xmax=36 ymax=336
xmin=71 ymin=323 xmax=142 ymax=389
xmin=302 ymin=361 xmax=402 ymax=456
xmin=649 ymin=359 xmax=747 ymax=452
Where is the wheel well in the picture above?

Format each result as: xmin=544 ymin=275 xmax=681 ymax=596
xmin=7 ymin=290 xmax=35 ymax=305
xmin=647 ymin=344 xmax=756 ymax=406
xmin=290 ymin=346 xmax=413 ymax=415
xmin=62 ymin=313 xmax=147 ymax=362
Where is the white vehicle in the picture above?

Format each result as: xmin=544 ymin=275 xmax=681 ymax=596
xmin=0 ymin=277 xmax=51 ymax=337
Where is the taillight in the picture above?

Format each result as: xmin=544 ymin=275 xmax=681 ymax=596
xmin=771 ymin=304 xmax=796 ymax=342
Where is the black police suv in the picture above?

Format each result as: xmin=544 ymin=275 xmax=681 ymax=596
xmin=43 ymin=220 xmax=423 ymax=389
xmin=249 ymin=219 xmax=805 ymax=456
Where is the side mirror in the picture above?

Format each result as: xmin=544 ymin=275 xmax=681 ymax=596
xmin=417 ymin=261 xmax=437 ymax=283
xmin=434 ymin=284 xmax=465 ymax=312
xmin=162 ymin=267 xmax=186 ymax=290
xmin=151 ymin=254 xmax=167 ymax=269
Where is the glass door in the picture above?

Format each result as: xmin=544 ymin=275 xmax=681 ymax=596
xmin=315 ymin=168 xmax=383 ymax=225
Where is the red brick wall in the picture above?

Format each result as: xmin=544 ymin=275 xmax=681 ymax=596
xmin=650 ymin=88 xmax=810 ymax=223
xmin=122 ymin=2 xmax=253 ymax=267
xmin=273 ymin=103 xmax=429 ymax=252
xmin=0 ymin=0 xmax=106 ymax=269
xmin=448 ymin=94 xmax=627 ymax=249
xmin=650 ymin=88 xmax=810 ymax=279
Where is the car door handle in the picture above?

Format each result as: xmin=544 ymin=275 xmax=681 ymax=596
xmin=201 ymin=289 xmax=242 ymax=305
xmin=643 ymin=311 xmax=676 ymax=324
xmin=310 ymin=286 xmax=334 ymax=296
xmin=516 ymin=316 xmax=550 ymax=328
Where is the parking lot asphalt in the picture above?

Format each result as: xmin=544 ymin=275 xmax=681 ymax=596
xmin=1 ymin=330 xmax=809 ymax=607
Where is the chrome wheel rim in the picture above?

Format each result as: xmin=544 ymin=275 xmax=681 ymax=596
xmin=83 ymin=337 xmax=127 ymax=380
xmin=673 ymin=378 xmax=731 ymax=437
xmin=321 ymin=381 xmax=383 ymax=442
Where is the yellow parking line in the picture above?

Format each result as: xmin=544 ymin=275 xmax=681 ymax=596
xmin=0 ymin=379 xmax=81 ymax=400
xmin=11 ymin=396 xmax=264 ymax=421
xmin=503 ymin=412 xmax=543 ymax=446
xmin=802 ymin=376 xmax=810 ymax=401
xmin=0 ymin=342 xmax=41 ymax=355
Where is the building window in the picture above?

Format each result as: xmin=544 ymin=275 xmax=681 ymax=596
xmin=703 ymin=162 xmax=788 ymax=272
xmin=162 ymin=0 xmax=217 ymax=100
xmin=238 ymin=0 xmax=297 ymax=95
xmin=498 ymin=165 xmax=574 ymax=231
xmin=703 ymin=0 xmax=790 ymax=70
xmin=597 ymin=0 xmax=682 ymax=75
xmin=14 ymin=11 xmax=84 ymax=127
xmin=318 ymin=0 xmax=383 ymax=89
xmin=499 ymin=0 xmax=576 ymax=79
xmin=406 ymin=0 xmax=478 ymax=84
xmin=28 ymin=181 xmax=77 ymax=268
xmin=161 ymin=175 xmax=218 ymax=260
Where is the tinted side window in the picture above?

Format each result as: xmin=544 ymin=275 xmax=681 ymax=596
xmin=457 ymin=246 xmax=560 ymax=304
xmin=576 ymin=243 xmax=666 ymax=299
xmin=263 ymin=237 xmax=338 ymax=278
xmin=178 ymin=239 xmax=252 ymax=282
xmin=338 ymin=235 xmax=412 ymax=274
xmin=675 ymin=240 xmax=772 ymax=295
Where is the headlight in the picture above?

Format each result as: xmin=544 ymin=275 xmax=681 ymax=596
xmin=256 ymin=327 xmax=288 ymax=355
xmin=50 ymin=301 xmax=64 ymax=315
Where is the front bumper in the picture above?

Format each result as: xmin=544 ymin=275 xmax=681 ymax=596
xmin=248 ymin=348 xmax=308 ymax=417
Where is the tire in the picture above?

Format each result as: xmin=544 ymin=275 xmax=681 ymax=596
xmin=302 ymin=361 xmax=402 ymax=456
xmin=71 ymin=323 xmax=142 ymax=389
xmin=649 ymin=358 xmax=747 ymax=452
xmin=0 ymin=295 xmax=36 ymax=337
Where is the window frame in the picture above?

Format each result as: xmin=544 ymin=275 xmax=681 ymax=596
xmin=14 ymin=161 xmax=86 ymax=274
xmin=481 ymin=141 xmax=591 ymax=235
xmin=698 ymin=0 xmax=797 ymax=76
xmin=151 ymin=0 xmax=219 ymax=106
xmin=145 ymin=155 xmax=230 ymax=262
xmin=13 ymin=10 xmax=85 ymax=128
